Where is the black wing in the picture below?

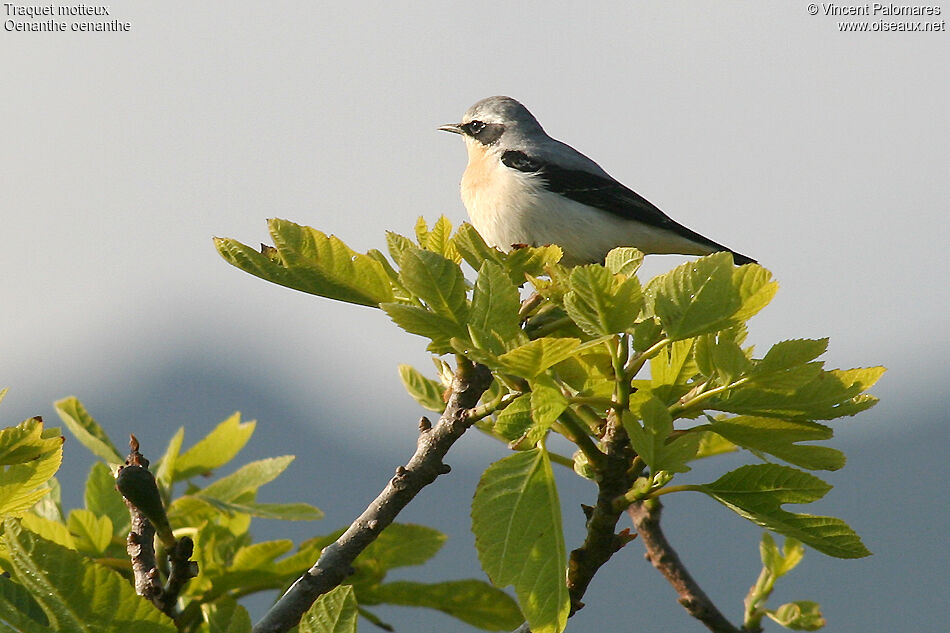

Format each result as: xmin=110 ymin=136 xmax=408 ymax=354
xmin=501 ymin=150 xmax=755 ymax=265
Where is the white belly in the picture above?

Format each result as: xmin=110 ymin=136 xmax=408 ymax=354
xmin=460 ymin=147 xmax=547 ymax=252
xmin=459 ymin=143 xmax=712 ymax=266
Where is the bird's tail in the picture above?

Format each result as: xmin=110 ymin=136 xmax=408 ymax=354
xmin=729 ymin=250 xmax=756 ymax=266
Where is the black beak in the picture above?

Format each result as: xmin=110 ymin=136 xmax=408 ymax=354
xmin=438 ymin=123 xmax=463 ymax=135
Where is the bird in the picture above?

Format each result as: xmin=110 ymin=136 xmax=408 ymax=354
xmin=439 ymin=96 xmax=755 ymax=267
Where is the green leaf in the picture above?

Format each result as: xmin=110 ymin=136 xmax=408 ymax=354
xmin=37 ymin=477 xmax=62 ymax=518
xmin=704 ymin=417 xmax=845 ymax=471
xmin=385 ymin=231 xmax=416 ymax=265
xmin=528 ymin=377 xmax=568 ymax=439
xmin=496 ymin=378 xmax=577 ymax=451
xmin=414 ymin=216 xmax=430 ymax=245
xmin=524 ymin=264 xmax=569 ymax=304
xmin=470 ymin=261 xmax=524 ymax=354
xmin=231 ymin=540 xmax=294 ymax=570
xmin=67 ymin=509 xmax=112 ymax=555
xmin=397 ymin=365 xmax=446 ymax=412
xmin=0 ymin=489 xmax=54 ymax=521
xmin=0 ymin=574 xmax=50 ymax=633
xmin=2 ymin=519 xmax=176 ymax=632
xmin=84 ymin=462 xmax=130 ymax=535
xmin=359 ymin=523 xmax=446 ymax=570
xmin=695 ymin=335 xmax=751 ymax=384
xmin=497 ymin=338 xmax=581 ymax=378
xmin=367 ymin=580 xmax=523 ymax=630
xmin=563 ymin=265 xmax=643 ymax=336
xmin=749 ymin=363 xmax=825 ymax=394
xmin=767 ymin=601 xmax=825 ymax=631
xmin=176 ymin=462 xmax=322 ymax=520
xmin=29 ymin=476 xmax=62 ymax=524
xmin=702 ymin=463 xmax=829 ymax=503
xmin=469 ymin=330 xmax=514 ymax=361
xmin=759 ymin=531 xmax=782 ymax=575
xmin=173 ymin=413 xmax=256 ymax=481
xmin=399 ymin=248 xmax=469 ymax=326
xmin=650 ymin=339 xmax=697 ymax=388
xmin=760 ymin=533 xmax=805 ymax=578
xmin=298 ymin=585 xmax=358 ymax=633
xmin=448 ymin=338 xmax=501 ymax=371
xmin=54 ymin=398 xmax=122 ymax=464
xmin=366 ymin=248 xmax=404 ymax=290
xmin=195 ymin=498 xmax=322 ymax=521
xmin=758 ymin=339 xmax=829 ymax=374
xmin=0 ymin=422 xmax=63 ymax=518
xmin=504 ymin=245 xmax=563 ymax=285
xmin=695 ymin=464 xmax=870 ymax=558
xmin=646 ymin=252 xmax=742 ymax=340
xmin=632 ymin=317 xmax=663 ymax=353
xmin=203 ymin=596 xmax=252 ymax=633
xmin=471 ymin=448 xmax=569 ymax=633
xmin=153 ymin=427 xmax=184 ymax=489
xmin=604 ymin=247 xmax=644 ymax=277
xmin=196 ymin=456 xmax=295 ymax=502
xmin=432 ymin=356 xmax=455 ymax=388
xmin=732 ymin=264 xmax=778 ymax=322
xmin=192 ymin=541 xmax=305 ymax=598
xmin=381 ymin=302 xmax=460 ymax=353
xmin=711 ymin=366 xmax=885 ymax=420
xmin=421 ymin=216 xmax=461 ymax=262
xmin=0 ymin=418 xmax=63 ymax=466
xmin=622 ymin=398 xmax=700 ymax=473
xmin=493 ymin=394 xmax=533 ymax=442
xmin=266 ymin=218 xmax=397 ymax=306
xmin=26 ymin=475 xmax=60 ymax=522
xmin=746 ymin=339 xmax=829 ymax=392
xmin=214 ymin=219 xmax=394 ymax=307
xmin=453 ymin=223 xmax=505 ymax=271
xmin=781 ymin=536 xmax=806 ymax=572
xmin=20 ymin=513 xmax=75 ymax=549
xmin=551 ymin=351 xmax=613 ymax=396
xmin=834 ymin=366 xmax=885 ymax=391
xmin=692 ymin=431 xmax=737 ymax=460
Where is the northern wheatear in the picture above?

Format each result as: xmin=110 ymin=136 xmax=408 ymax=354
xmin=440 ymin=96 xmax=755 ymax=266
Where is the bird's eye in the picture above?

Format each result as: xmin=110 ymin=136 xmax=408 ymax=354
xmin=467 ymin=120 xmax=486 ymax=135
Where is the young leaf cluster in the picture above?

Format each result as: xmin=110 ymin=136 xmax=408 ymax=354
xmin=0 ymin=395 xmax=520 ymax=633
xmin=744 ymin=534 xmax=826 ymax=631
xmin=216 ymin=217 xmax=882 ymax=632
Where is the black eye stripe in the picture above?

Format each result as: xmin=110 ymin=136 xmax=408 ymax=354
xmin=462 ymin=121 xmax=504 ymax=145
xmin=464 ymin=120 xmax=486 ymax=135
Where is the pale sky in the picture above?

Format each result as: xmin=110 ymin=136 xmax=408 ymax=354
xmin=2 ymin=2 xmax=948 ymax=631
xmin=4 ymin=3 xmax=947 ymax=439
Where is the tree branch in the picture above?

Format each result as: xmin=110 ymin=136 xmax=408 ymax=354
xmin=565 ymin=412 xmax=637 ymax=615
xmin=124 ymin=489 xmax=163 ymax=603
xmin=252 ymin=359 xmax=493 ymax=633
xmin=628 ymin=498 xmax=753 ymax=633
xmin=513 ymin=339 xmax=641 ymax=633
xmin=116 ymin=435 xmax=198 ymax=618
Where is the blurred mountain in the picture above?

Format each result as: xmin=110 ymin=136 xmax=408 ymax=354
xmin=3 ymin=353 xmax=946 ymax=633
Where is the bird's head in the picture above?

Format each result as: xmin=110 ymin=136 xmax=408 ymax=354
xmin=439 ymin=96 xmax=545 ymax=149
